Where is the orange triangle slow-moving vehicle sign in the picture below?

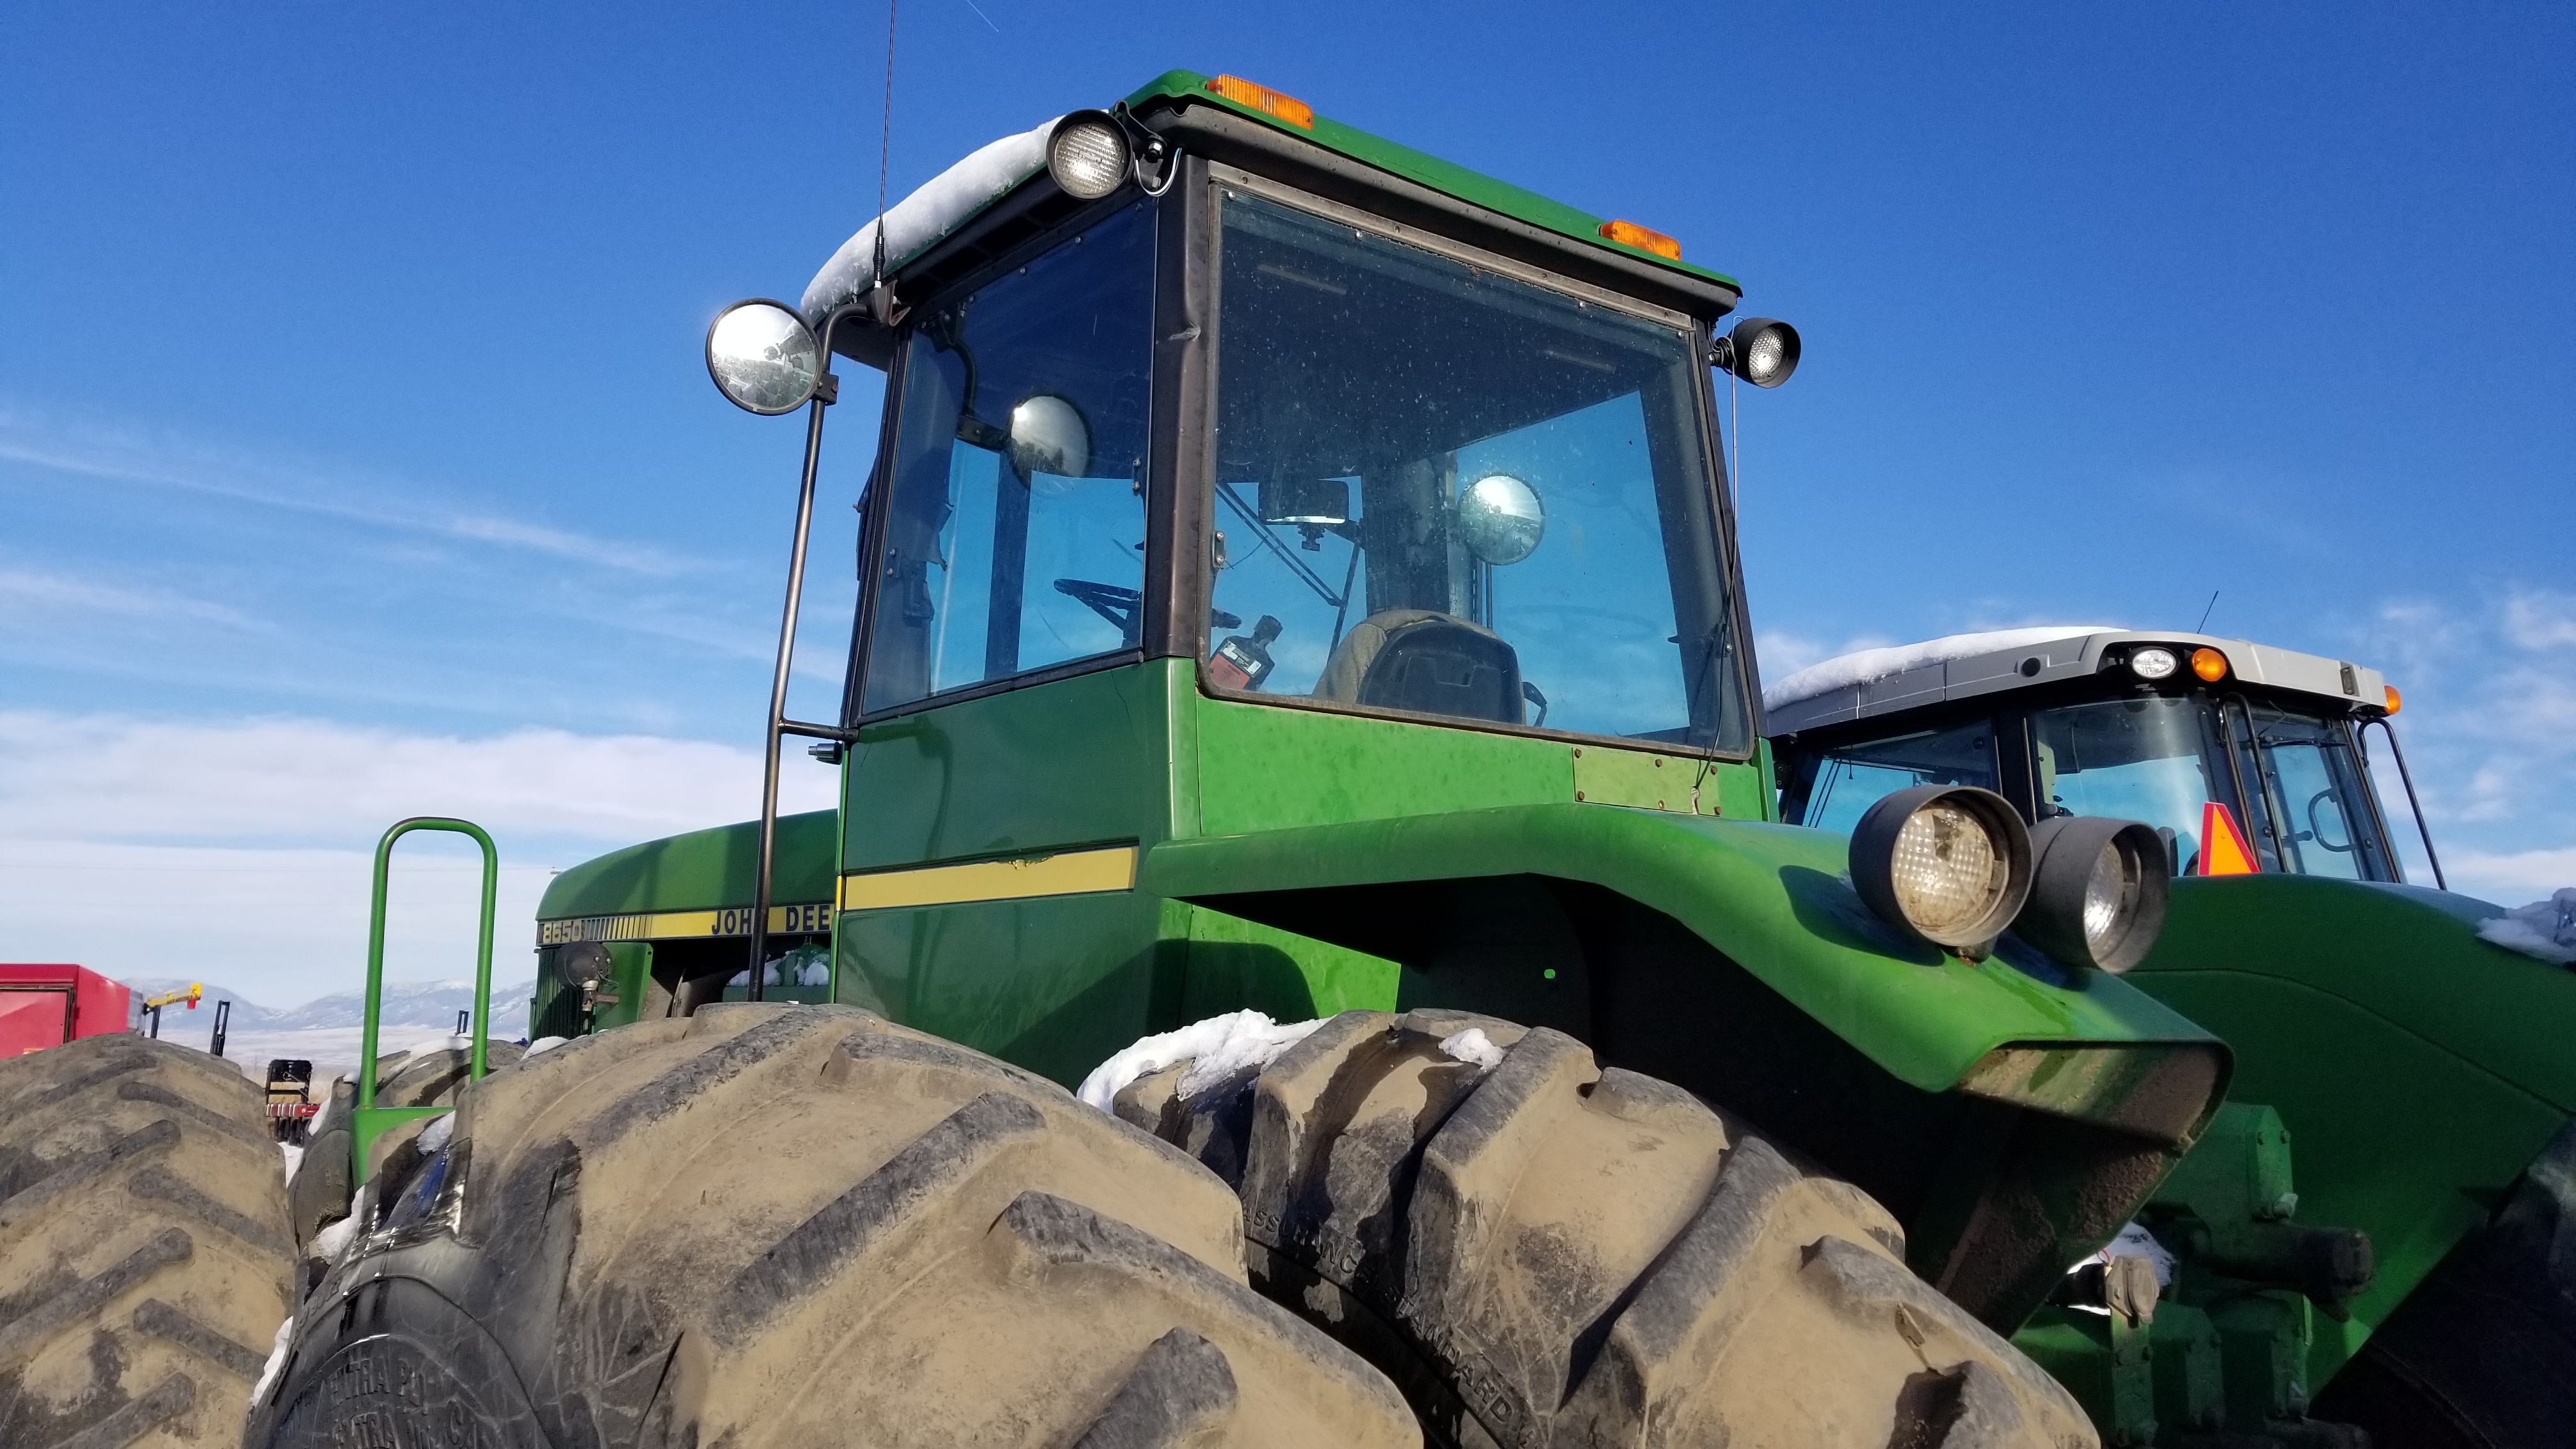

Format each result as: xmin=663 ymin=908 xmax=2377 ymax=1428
xmin=2197 ymin=801 xmax=2260 ymax=876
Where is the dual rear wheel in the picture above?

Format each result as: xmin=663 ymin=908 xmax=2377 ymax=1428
xmin=247 ymin=1004 xmax=2090 ymax=1448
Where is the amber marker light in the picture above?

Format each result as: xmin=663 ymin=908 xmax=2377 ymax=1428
xmin=1598 ymin=219 xmax=1683 ymax=259
xmin=2384 ymin=685 xmax=2404 ymax=714
xmin=1206 ymin=75 xmax=1314 ymax=129
xmin=2189 ymin=647 xmax=2230 ymax=682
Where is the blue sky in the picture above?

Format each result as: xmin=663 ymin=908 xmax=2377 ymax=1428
xmin=4 ymin=3 xmax=2570 ymax=1004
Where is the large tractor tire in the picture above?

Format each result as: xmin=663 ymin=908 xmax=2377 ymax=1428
xmin=247 ymin=1004 xmax=1418 ymax=1449
xmin=0 ymin=1034 xmax=298 ymax=1449
xmin=2311 ymin=1117 xmax=2576 ymax=1447
xmin=1116 ymin=1008 xmax=2096 ymax=1449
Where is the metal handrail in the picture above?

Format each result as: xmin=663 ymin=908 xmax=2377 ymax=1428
xmin=2359 ymin=717 xmax=2448 ymax=891
xmin=353 ymin=816 xmax=498 ymax=1183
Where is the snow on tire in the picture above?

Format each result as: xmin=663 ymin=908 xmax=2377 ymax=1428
xmin=0 ymin=1034 xmax=298 ymax=1449
xmin=1114 ymin=1008 xmax=2097 ymax=1449
xmin=246 ymin=1003 xmax=1419 ymax=1449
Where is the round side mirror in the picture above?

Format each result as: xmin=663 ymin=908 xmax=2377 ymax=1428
xmin=1008 ymin=394 xmax=1092 ymax=482
xmin=1457 ymin=473 xmax=1545 ymax=565
xmin=707 ymin=300 xmax=822 ymax=415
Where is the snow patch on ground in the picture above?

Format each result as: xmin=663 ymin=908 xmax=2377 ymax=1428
xmin=2479 ymin=888 xmax=2576 ymax=965
xmin=525 ymin=1035 xmax=568 ymax=1057
xmin=1439 ymin=1027 xmax=1505 ymax=1070
xmin=1763 ymin=626 xmax=2121 ymax=712
xmin=801 ymin=118 xmax=1061 ymax=323
xmin=278 ymin=1142 xmax=303 ymax=1186
xmin=418 ymin=1114 xmax=454 ymax=1155
xmin=1078 ymin=1010 xmax=1326 ymax=1112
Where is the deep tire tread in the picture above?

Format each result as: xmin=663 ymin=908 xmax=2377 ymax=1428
xmin=1146 ymin=1008 xmax=2094 ymax=1449
xmin=251 ymin=1004 xmax=1418 ymax=1449
xmin=0 ymin=1035 xmax=295 ymax=1449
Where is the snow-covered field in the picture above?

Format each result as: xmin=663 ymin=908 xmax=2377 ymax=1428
xmin=199 ymin=1022 xmax=483 ymax=1081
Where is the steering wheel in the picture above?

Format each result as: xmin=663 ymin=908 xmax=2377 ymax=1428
xmin=2304 ymin=788 xmax=2357 ymax=853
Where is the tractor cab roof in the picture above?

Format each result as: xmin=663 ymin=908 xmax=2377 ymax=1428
xmin=801 ymin=69 xmax=1742 ymax=335
xmin=1763 ymin=627 xmax=2391 ymax=736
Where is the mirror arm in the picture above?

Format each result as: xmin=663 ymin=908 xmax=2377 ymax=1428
xmin=747 ymin=379 xmax=837 ymax=1002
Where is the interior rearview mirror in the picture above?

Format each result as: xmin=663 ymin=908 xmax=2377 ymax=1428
xmin=706 ymin=300 xmax=823 ymax=415
xmin=1259 ymin=476 xmax=1350 ymax=528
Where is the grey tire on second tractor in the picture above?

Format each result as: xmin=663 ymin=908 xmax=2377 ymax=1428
xmin=1117 ymin=1008 xmax=2098 ymax=1449
xmin=0 ymin=1034 xmax=298 ymax=1449
xmin=247 ymin=1003 xmax=1422 ymax=1449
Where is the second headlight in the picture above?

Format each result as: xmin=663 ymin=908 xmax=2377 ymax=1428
xmin=2013 ymin=816 xmax=2170 ymax=972
xmin=1850 ymin=785 xmax=2034 ymax=957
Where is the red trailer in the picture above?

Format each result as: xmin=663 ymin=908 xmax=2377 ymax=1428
xmin=0 ymin=963 xmax=134 ymax=1057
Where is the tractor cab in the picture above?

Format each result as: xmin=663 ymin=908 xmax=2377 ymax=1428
xmin=1767 ymin=628 xmax=2436 ymax=884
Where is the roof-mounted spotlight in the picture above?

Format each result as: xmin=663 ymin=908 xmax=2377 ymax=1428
xmin=1713 ymin=317 xmax=1802 ymax=388
xmin=1048 ymin=111 xmax=1132 ymax=200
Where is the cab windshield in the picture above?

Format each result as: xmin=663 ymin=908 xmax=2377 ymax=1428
xmin=1793 ymin=691 xmax=2400 ymax=881
xmin=1202 ymin=188 xmax=1752 ymax=752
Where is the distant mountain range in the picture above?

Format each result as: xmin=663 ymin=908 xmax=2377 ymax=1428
xmin=125 ymin=977 xmax=535 ymax=1037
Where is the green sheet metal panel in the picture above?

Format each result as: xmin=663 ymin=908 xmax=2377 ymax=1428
xmin=536 ymin=808 xmax=839 ymax=919
xmin=839 ymin=664 xmax=1177 ymax=873
xmin=1146 ymin=804 xmax=2220 ymax=1095
xmin=1121 ymin=70 xmax=1740 ymax=289
xmin=2126 ymin=875 xmax=2576 ymax=1383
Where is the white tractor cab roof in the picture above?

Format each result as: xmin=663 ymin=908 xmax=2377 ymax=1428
xmin=1763 ymin=627 xmax=2391 ymax=736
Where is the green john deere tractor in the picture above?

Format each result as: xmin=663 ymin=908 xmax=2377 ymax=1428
xmin=1768 ymin=626 xmax=2576 ymax=1445
xmin=223 ymin=69 xmax=2561 ymax=1449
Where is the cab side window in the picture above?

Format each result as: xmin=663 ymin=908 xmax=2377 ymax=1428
xmin=860 ymin=202 xmax=1156 ymax=714
xmin=1795 ymin=718 xmax=1997 ymax=834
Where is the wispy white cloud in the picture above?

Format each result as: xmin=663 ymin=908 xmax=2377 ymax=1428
xmin=0 ymin=566 xmax=264 ymax=630
xmin=0 ymin=399 xmax=694 ymax=577
xmin=1754 ymin=627 xmax=1899 ymax=687
xmin=0 ymin=709 xmax=835 ymax=847
xmin=0 ymin=710 xmax=838 ymax=1007
xmin=2446 ymin=847 xmax=2576 ymax=903
xmin=2503 ymin=588 xmax=2576 ymax=652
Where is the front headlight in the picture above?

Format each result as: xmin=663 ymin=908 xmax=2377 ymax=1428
xmin=1850 ymin=785 xmax=2033 ymax=957
xmin=2014 ymin=816 xmax=2170 ymax=972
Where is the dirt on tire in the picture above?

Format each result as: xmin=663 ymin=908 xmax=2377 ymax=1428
xmin=1117 ymin=1008 xmax=2097 ymax=1449
xmin=0 ymin=1034 xmax=298 ymax=1449
xmin=247 ymin=1002 xmax=1420 ymax=1449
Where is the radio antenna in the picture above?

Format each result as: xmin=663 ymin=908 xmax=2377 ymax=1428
xmin=2196 ymin=590 xmax=2220 ymax=634
xmin=868 ymin=0 xmax=900 ymax=316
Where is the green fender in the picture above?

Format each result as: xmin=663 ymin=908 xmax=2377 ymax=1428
xmin=1146 ymin=804 xmax=2227 ymax=1137
xmin=2127 ymin=874 xmax=2576 ymax=1380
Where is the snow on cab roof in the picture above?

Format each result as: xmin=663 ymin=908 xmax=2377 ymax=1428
xmin=801 ymin=116 xmax=1061 ymax=325
xmin=1763 ymin=628 xmax=2119 ymax=714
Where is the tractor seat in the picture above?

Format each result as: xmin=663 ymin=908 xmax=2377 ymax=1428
xmin=1314 ymin=610 xmax=1525 ymax=724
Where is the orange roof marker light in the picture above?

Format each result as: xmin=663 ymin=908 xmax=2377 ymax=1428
xmin=1598 ymin=219 xmax=1683 ymax=260
xmin=2384 ymin=685 xmax=2404 ymax=714
xmin=2189 ymin=647 xmax=2230 ymax=683
xmin=1206 ymin=75 xmax=1314 ymax=130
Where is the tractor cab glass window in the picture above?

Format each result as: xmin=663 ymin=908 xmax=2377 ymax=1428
xmin=1796 ymin=718 xmax=1997 ymax=835
xmin=1204 ymin=190 xmax=1750 ymax=751
xmin=859 ymin=202 xmax=1156 ymax=714
xmin=2229 ymin=702 xmax=2393 ymax=881
xmin=2032 ymin=698 xmax=2221 ymax=869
